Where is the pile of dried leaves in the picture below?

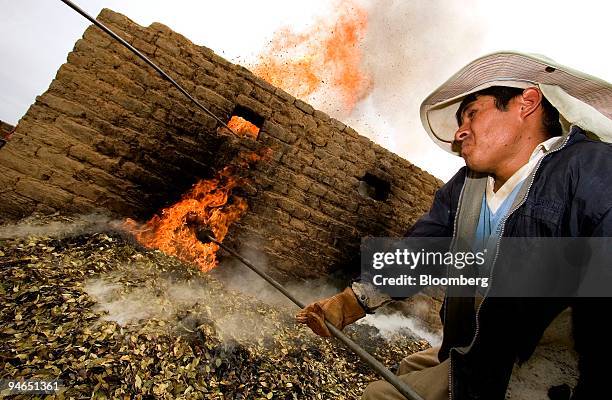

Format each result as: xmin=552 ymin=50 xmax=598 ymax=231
xmin=0 ymin=214 xmax=430 ymax=399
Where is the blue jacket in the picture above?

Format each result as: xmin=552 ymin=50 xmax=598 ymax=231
xmin=406 ymin=126 xmax=612 ymax=399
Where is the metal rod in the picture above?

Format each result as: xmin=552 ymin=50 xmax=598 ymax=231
xmin=204 ymin=232 xmax=424 ymax=400
xmin=58 ymin=0 xmax=236 ymax=135
xmin=58 ymin=1 xmax=424 ymax=397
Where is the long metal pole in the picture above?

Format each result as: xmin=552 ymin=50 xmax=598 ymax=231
xmin=202 ymin=231 xmax=424 ymax=400
xmin=58 ymin=0 xmax=236 ymax=135
xmin=58 ymin=1 xmax=424 ymax=398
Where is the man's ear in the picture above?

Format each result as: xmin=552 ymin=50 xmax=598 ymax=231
xmin=519 ymin=87 xmax=543 ymax=119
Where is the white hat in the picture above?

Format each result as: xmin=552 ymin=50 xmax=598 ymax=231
xmin=420 ymin=51 xmax=612 ymax=155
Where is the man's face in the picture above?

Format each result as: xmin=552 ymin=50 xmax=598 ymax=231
xmin=454 ymin=95 xmax=522 ymax=173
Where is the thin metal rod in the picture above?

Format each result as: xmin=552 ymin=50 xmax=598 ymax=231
xmin=58 ymin=0 xmax=236 ymax=135
xmin=206 ymin=233 xmax=424 ymax=400
xmin=58 ymin=2 xmax=423 ymax=397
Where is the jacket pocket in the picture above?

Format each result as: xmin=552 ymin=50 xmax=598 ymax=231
xmin=509 ymin=199 xmax=563 ymax=236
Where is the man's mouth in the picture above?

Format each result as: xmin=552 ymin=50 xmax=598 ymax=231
xmin=452 ymin=140 xmax=473 ymax=159
xmin=459 ymin=143 xmax=476 ymax=161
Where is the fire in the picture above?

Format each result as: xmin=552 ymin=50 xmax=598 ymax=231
xmin=124 ymin=167 xmax=246 ymax=272
xmin=227 ymin=115 xmax=260 ymax=139
xmin=124 ymin=149 xmax=271 ymax=272
xmin=251 ymin=0 xmax=372 ymax=116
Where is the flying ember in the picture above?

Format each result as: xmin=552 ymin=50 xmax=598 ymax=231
xmin=251 ymin=0 xmax=372 ymax=116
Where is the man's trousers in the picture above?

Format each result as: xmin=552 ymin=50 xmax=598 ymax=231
xmin=361 ymin=346 xmax=449 ymax=400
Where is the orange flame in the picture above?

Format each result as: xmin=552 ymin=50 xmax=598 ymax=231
xmin=251 ymin=0 xmax=372 ymax=116
xmin=124 ymin=167 xmax=246 ymax=272
xmin=227 ymin=115 xmax=260 ymax=139
xmin=123 ymin=148 xmax=271 ymax=272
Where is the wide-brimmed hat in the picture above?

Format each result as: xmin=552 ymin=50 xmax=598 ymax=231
xmin=420 ymin=51 xmax=612 ymax=155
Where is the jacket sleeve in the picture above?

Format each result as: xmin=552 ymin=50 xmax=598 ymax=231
xmin=404 ymin=166 xmax=465 ymax=237
xmin=352 ymin=167 xmax=466 ymax=312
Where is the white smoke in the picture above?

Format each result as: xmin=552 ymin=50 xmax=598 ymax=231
xmin=211 ymin=241 xmax=444 ymax=346
xmin=84 ymin=279 xmax=170 ymax=326
xmin=0 ymin=213 xmax=120 ymax=239
xmin=83 ymin=258 xmax=307 ymax=347
xmin=358 ymin=312 xmax=442 ymax=347
xmin=210 ymin=240 xmax=340 ymax=307
xmin=83 ymin=240 xmax=441 ymax=349
xmin=344 ymin=0 xmax=485 ymax=181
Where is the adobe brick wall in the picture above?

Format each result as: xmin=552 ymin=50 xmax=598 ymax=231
xmin=0 ymin=9 xmax=443 ymax=281
xmin=1 ymin=121 xmax=14 ymax=137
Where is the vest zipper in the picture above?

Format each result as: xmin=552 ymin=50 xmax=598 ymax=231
xmin=447 ymin=171 xmax=468 ymax=400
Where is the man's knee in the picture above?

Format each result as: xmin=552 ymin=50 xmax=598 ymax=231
xmin=398 ymin=346 xmax=441 ymax=375
xmin=362 ymin=379 xmax=396 ymax=400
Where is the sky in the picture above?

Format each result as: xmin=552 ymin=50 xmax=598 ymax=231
xmin=1 ymin=0 xmax=612 ymax=181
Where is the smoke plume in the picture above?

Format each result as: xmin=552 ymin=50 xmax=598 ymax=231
xmin=346 ymin=0 xmax=486 ymax=180
xmin=210 ymin=239 xmax=340 ymax=307
xmin=358 ymin=312 xmax=442 ymax=347
xmin=0 ymin=213 xmax=119 ymax=239
xmin=84 ymin=271 xmax=280 ymax=346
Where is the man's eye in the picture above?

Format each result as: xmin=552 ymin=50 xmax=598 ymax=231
xmin=468 ymin=110 xmax=476 ymax=118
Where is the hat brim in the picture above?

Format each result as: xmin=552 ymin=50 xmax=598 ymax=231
xmin=420 ymin=51 xmax=612 ymax=155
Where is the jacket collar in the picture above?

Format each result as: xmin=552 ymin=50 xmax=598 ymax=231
xmin=452 ymin=125 xmax=584 ymax=256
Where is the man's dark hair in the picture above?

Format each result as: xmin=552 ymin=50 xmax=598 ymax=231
xmin=455 ymin=86 xmax=562 ymax=137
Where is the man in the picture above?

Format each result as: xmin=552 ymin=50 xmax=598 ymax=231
xmin=296 ymin=52 xmax=612 ymax=399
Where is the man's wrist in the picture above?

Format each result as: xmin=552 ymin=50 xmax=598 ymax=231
xmin=350 ymin=281 xmax=392 ymax=313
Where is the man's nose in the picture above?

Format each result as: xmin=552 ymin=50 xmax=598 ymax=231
xmin=454 ymin=125 xmax=470 ymax=142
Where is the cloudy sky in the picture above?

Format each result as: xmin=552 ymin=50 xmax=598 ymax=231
xmin=2 ymin=0 xmax=611 ymax=181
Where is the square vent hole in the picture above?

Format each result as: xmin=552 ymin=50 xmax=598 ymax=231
xmin=358 ymin=173 xmax=391 ymax=201
xmin=226 ymin=105 xmax=264 ymax=140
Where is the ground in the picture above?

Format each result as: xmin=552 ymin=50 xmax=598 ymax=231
xmin=0 ymin=214 xmax=429 ymax=400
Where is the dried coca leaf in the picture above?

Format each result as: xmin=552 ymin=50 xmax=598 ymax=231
xmin=1 ymin=214 xmax=432 ymax=399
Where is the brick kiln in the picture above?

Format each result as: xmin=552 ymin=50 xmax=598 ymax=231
xmin=0 ymin=9 xmax=442 ymax=283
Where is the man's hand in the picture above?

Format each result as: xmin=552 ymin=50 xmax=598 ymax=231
xmin=295 ymin=287 xmax=366 ymax=337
